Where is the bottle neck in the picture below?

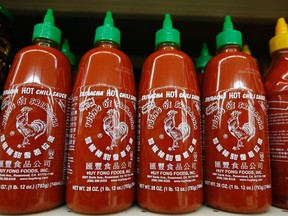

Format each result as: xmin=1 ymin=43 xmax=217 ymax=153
xmin=156 ymin=42 xmax=180 ymax=51
xmin=269 ymin=48 xmax=288 ymax=69
xmin=271 ymin=48 xmax=288 ymax=59
xmin=217 ymin=44 xmax=241 ymax=54
xmin=94 ymin=40 xmax=120 ymax=49
xmin=33 ymin=38 xmax=60 ymax=50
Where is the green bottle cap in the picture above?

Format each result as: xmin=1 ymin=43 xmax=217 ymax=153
xmin=0 ymin=5 xmax=13 ymax=23
xmin=94 ymin=11 xmax=120 ymax=46
xmin=155 ymin=13 xmax=180 ymax=47
xmin=195 ymin=43 xmax=213 ymax=69
xmin=61 ymin=38 xmax=75 ymax=66
xmin=32 ymin=9 xmax=61 ymax=45
xmin=216 ymin=16 xmax=242 ymax=49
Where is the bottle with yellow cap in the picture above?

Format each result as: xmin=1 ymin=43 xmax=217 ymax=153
xmin=263 ymin=17 xmax=288 ymax=210
xmin=242 ymin=44 xmax=268 ymax=77
xmin=242 ymin=44 xmax=251 ymax=55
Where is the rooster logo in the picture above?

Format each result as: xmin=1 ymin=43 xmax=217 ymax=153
xmin=227 ymin=111 xmax=255 ymax=150
xmin=16 ymin=107 xmax=47 ymax=148
xmin=103 ymin=109 xmax=128 ymax=150
xmin=164 ymin=110 xmax=190 ymax=151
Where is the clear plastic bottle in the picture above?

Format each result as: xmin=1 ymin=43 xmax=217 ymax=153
xmin=66 ymin=11 xmax=136 ymax=214
xmin=202 ymin=16 xmax=271 ymax=213
xmin=264 ymin=17 xmax=288 ymax=210
xmin=137 ymin=13 xmax=203 ymax=214
xmin=0 ymin=9 xmax=72 ymax=214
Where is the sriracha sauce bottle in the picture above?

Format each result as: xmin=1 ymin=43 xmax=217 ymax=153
xmin=61 ymin=38 xmax=76 ymax=82
xmin=194 ymin=43 xmax=212 ymax=90
xmin=264 ymin=17 xmax=288 ymax=209
xmin=65 ymin=11 xmax=136 ymax=214
xmin=202 ymin=16 xmax=271 ymax=213
xmin=0 ymin=9 xmax=72 ymax=214
xmin=137 ymin=13 xmax=203 ymax=213
xmin=0 ymin=5 xmax=13 ymax=97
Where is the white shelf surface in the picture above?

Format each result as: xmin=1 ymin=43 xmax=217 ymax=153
xmin=17 ymin=204 xmax=287 ymax=216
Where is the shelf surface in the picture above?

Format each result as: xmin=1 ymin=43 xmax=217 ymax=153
xmin=10 ymin=204 xmax=286 ymax=216
xmin=1 ymin=0 xmax=288 ymax=22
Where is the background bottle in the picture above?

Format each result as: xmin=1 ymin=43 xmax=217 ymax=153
xmin=0 ymin=9 xmax=72 ymax=214
xmin=137 ymin=13 xmax=202 ymax=214
xmin=242 ymin=44 xmax=251 ymax=55
xmin=194 ymin=43 xmax=212 ymax=171
xmin=61 ymin=38 xmax=76 ymax=81
xmin=264 ymin=17 xmax=288 ymax=209
xmin=202 ymin=16 xmax=271 ymax=213
xmin=0 ymin=5 xmax=13 ymax=99
xmin=194 ymin=43 xmax=212 ymax=90
xmin=66 ymin=11 xmax=136 ymax=214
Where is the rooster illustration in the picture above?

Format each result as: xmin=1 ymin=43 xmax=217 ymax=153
xmin=227 ymin=110 xmax=255 ymax=150
xmin=164 ymin=110 xmax=190 ymax=151
xmin=16 ymin=107 xmax=47 ymax=148
xmin=103 ymin=109 xmax=128 ymax=150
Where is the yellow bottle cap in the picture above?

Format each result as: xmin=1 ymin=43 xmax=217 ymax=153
xmin=242 ymin=44 xmax=251 ymax=55
xmin=269 ymin=17 xmax=288 ymax=53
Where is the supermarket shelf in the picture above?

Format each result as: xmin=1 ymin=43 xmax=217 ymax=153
xmin=1 ymin=0 xmax=288 ymax=22
xmin=21 ymin=204 xmax=288 ymax=216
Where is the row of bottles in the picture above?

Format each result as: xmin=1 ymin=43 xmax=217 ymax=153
xmin=0 ymin=8 xmax=287 ymax=215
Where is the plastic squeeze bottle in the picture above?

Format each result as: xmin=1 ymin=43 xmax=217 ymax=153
xmin=263 ymin=17 xmax=288 ymax=209
xmin=0 ymin=5 xmax=13 ymax=97
xmin=61 ymin=38 xmax=76 ymax=80
xmin=194 ymin=43 xmax=212 ymax=90
xmin=202 ymin=16 xmax=271 ymax=213
xmin=242 ymin=44 xmax=266 ymax=77
xmin=242 ymin=44 xmax=251 ymax=55
xmin=66 ymin=11 xmax=136 ymax=214
xmin=137 ymin=14 xmax=203 ymax=213
xmin=0 ymin=9 xmax=72 ymax=214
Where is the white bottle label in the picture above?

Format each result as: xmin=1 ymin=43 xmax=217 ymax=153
xmin=137 ymin=86 xmax=203 ymax=192
xmin=0 ymin=84 xmax=69 ymax=190
xmin=67 ymin=84 xmax=136 ymax=192
xmin=203 ymin=89 xmax=271 ymax=191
